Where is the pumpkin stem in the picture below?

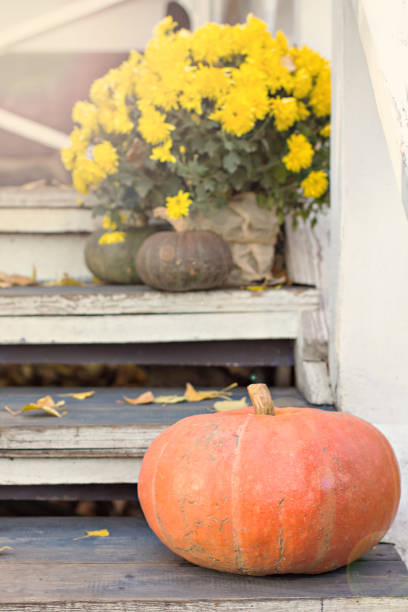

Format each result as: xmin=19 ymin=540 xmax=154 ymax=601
xmin=153 ymin=207 xmax=187 ymax=232
xmin=247 ymin=383 xmax=275 ymax=415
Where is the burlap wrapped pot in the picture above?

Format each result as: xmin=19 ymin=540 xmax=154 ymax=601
xmin=181 ymin=192 xmax=280 ymax=286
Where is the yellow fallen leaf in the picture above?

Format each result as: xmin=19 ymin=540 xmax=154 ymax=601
xmin=153 ymin=395 xmax=186 ymax=404
xmin=185 ymin=382 xmax=238 ymax=402
xmin=214 ymin=397 xmax=248 ymax=412
xmin=37 ymin=396 xmax=65 ymax=409
xmin=59 ymin=390 xmax=95 ymax=400
xmin=0 ymin=546 xmax=13 ymax=553
xmin=74 ymin=529 xmax=110 ymax=541
xmin=22 ymin=395 xmax=66 ymax=418
xmin=123 ymin=391 xmax=154 ymax=405
xmin=45 ymin=273 xmax=86 ymax=287
xmin=243 ymin=285 xmax=266 ymax=292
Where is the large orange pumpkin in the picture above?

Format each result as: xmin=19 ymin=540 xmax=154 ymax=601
xmin=138 ymin=384 xmax=400 ymax=575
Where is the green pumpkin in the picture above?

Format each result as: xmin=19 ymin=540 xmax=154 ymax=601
xmin=85 ymin=227 xmax=159 ymax=284
xmin=135 ymin=230 xmax=233 ymax=291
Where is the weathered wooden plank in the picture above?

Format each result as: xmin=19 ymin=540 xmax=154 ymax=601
xmin=0 ymin=386 xmax=330 ymax=452
xmin=0 ymin=312 xmax=300 ymax=344
xmin=285 ymin=211 xmax=330 ymax=288
xmin=0 ymin=483 xmax=138 ymax=500
xmin=0 ymin=285 xmax=319 ymax=316
xmin=0 ymin=340 xmax=295 ymax=367
xmin=0 ymin=518 xmax=407 ymax=607
xmin=0 ymin=386 xmax=334 ymax=485
xmin=298 ymin=310 xmax=329 ymax=362
xmin=0 ymin=601 xmax=321 ymax=612
xmin=323 ymin=599 xmax=408 ymax=611
xmin=0 ymin=187 xmax=81 ymax=207
xmin=0 ymin=234 xmax=91 ymax=282
xmin=0 ymin=206 xmax=98 ymax=233
xmin=0 ymin=517 xmax=400 ymax=563
xmin=0 ymin=457 xmax=143 ymax=484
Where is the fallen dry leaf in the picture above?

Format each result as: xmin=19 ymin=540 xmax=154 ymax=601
xmin=21 ymin=179 xmax=47 ymax=190
xmin=185 ymin=382 xmax=238 ymax=402
xmin=44 ymin=273 xmax=86 ymax=287
xmin=4 ymin=405 xmax=21 ymax=416
xmin=0 ymin=546 xmax=13 ymax=553
xmin=59 ymin=390 xmax=95 ymax=400
xmin=22 ymin=395 xmax=66 ymax=418
xmin=153 ymin=394 xmax=186 ymax=404
xmin=0 ymin=270 xmax=37 ymax=288
xmin=74 ymin=529 xmax=110 ymax=541
xmin=214 ymin=397 xmax=249 ymax=412
xmin=123 ymin=391 xmax=154 ymax=405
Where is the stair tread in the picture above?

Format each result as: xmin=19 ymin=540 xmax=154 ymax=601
xmin=0 ymin=516 xmax=407 ymax=607
xmin=0 ymin=386 xmax=334 ymax=453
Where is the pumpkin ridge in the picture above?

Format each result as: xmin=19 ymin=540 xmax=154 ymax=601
xmin=231 ymin=415 xmax=252 ymax=574
xmin=150 ymin=432 xmax=175 ymax=553
xmin=304 ymin=415 xmax=337 ymax=573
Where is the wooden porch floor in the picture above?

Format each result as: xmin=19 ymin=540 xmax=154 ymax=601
xmin=1 ymin=516 xmax=408 ymax=610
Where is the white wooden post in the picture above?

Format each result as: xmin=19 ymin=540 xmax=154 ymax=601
xmin=330 ymin=0 xmax=408 ymax=563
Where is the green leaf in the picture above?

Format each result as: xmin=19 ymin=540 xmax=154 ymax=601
xmin=135 ymin=175 xmax=154 ymax=198
xmin=223 ymin=151 xmax=240 ymax=174
xmin=272 ymin=165 xmax=288 ymax=184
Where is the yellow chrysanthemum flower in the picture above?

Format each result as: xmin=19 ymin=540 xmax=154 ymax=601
xmin=166 ymin=190 xmax=192 ymax=219
xmin=292 ymin=68 xmax=312 ymax=99
xmin=98 ymin=231 xmax=127 ymax=245
xmin=138 ymin=106 xmax=175 ymax=145
xmin=150 ymin=139 xmax=176 ymax=163
xmin=282 ymin=133 xmax=314 ymax=172
xmin=320 ymin=124 xmax=331 ymax=138
xmin=93 ymin=141 xmax=119 ymax=174
xmin=309 ymin=66 xmax=331 ymax=117
xmin=72 ymin=101 xmax=99 ymax=133
xmin=271 ymin=97 xmax=299 ymax=131
xmin=210 ymin=96 xmax=256 ymax=137
xmin=291 ymin=45 xmax=328 ymax=77
xmin=301 ymin=170 xmax=328 ymax=198
xmin=72 ymin=157 xmax=106 ymax=194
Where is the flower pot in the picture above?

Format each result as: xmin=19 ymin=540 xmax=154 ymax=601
xmin=84 ymin=226 xmax=159 ymax=284
xmin=181 ymin=192 xmax=280 ymax=286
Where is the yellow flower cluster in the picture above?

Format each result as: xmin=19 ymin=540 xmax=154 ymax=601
xmin=165 ymin=190 xmax=192 ymax=219
xmin=62 ymin=14 xmax=330 ymax=215
xmin=301 ymin=170 xmax=328 ymax=198
xmin=98 ymin=231 xmax=126 ymax=245
xmin=282 ymin=134 xmax=314 ymax=172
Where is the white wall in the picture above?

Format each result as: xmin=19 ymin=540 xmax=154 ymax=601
xmin=330 ymin=0 xmax=408 ymax=564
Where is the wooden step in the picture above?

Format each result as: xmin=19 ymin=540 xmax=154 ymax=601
xmin=0 ymin=284 xmax=319 ymax=346
xmin=0 ymin=386 xmax=334 ymax=487
xmin=0 ymin=516 xmax=407 ymax=610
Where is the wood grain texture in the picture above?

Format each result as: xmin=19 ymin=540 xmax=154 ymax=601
xmin=0 ymin=517 xmax=407 ymax=608
xmin=0 ymin=207 xmax=98 ymax=233
xmin=0 ymin=387 xmax=334 ymax=484
xmin=298 ymin=310 xmax=329 ymax=362
xmin=0 ymin=386 xmax=333 ymax=451
xmin=0 ymin=456 xmax=143 ymax=485
xmin=0 ymin=312 xmax=300 ymax=344
xmin=0 ymin=602 xmax=322 ymax=612
xmin=285 ymin=212 xmax=330 ymax=288
xmin=0 ymin=285 xmax=319 ymax=316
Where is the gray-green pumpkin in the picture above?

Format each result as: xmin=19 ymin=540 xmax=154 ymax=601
xmin=85 ymin=227 xmax=159 ymax=284
xmin=135 ymin=230 xmax=233 ymax=291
